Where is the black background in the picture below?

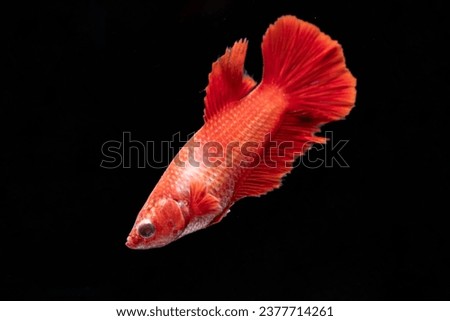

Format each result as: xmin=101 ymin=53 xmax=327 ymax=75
xmin=2 ymin=0 xmax=449 ymax=300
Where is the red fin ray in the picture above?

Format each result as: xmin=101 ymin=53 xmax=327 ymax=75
xmin=261 ymin=15 xmax=356 ymax=117
xmin=204 ymin=39 xmax=257 ymax=121
xmin=189 ymin=180 xmax=222 ymax=216
xmin=233 ymin=16 xmax=356 ymax=200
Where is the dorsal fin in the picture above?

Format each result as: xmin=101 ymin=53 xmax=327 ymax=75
xmin=204 ymin=39 xmax=257 ymax=121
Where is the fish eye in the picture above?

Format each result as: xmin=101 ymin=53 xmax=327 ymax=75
xmin=138 ymin=222 xmax=155 ymax=238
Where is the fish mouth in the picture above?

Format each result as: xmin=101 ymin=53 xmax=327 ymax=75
xmin=125 ymin=235 xmax=171 ymax=250
xmin=125 ymin=235 xmax=154 ymax=250
xmin=125 ymin=235 xmax=138 ymax=249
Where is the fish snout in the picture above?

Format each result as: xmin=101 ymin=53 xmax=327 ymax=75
xmin=125 ymin=235 xmax=138 ymax=249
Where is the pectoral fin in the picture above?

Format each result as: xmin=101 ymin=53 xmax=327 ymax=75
xmin=189 ymin=180 xmax=222 ymax=216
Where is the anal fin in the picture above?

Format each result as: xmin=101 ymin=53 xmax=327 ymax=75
xmin=233 ymin=113 xmax=327 ymax=201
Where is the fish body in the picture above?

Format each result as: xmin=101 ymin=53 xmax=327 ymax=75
xmin=126 ymin=16 xmax=356 ymax=249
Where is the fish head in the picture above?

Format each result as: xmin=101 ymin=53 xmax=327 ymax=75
xmin=126 ymin=198 xmax=187 ymax=249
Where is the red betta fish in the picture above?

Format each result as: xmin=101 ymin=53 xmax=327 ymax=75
xmin=126 ymin=15 xmax=356 ymax=249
